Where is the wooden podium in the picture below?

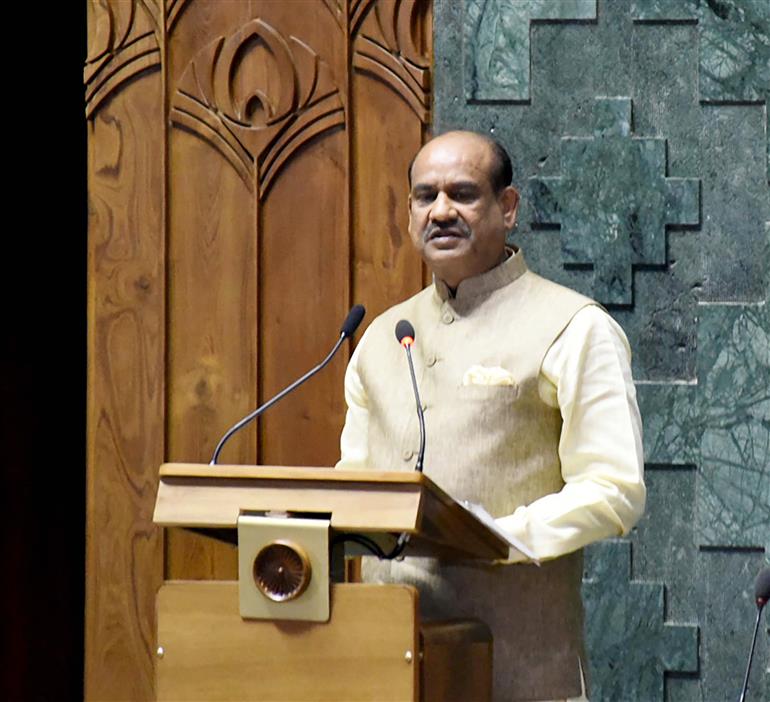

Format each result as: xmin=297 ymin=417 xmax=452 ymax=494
xmin=153 ymin=464 xmax=508 ymax=701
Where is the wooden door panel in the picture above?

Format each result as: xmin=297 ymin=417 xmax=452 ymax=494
xmin=85 ymin=54 xmax=165 ymax=702
xmin=260 ymin=127 xmax=349 ymax=468
xmin=85 ymin=1 xmax=432 ymax=697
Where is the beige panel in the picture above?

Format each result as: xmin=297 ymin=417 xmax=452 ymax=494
xmin=156 ymin=582 xmax=419 ymax=701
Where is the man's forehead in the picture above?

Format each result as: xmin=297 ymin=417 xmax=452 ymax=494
xmin=411 ymin=133 xmax=494 ymax=182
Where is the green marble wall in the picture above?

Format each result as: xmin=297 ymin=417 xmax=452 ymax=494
xmin=433 ymin=1 xmax=769 ymax=699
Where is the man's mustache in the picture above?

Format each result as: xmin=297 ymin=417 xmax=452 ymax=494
xmin=422 ymin=221 xmax=472 ymax=242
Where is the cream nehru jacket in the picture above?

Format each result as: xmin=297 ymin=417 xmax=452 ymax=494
xmin=342 ymin=250 xmax=601 ymax=701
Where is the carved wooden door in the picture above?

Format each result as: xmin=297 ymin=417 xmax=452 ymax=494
xmin=85 ymin=0 xmax=431 ymax=697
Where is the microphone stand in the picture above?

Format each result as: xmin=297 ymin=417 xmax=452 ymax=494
xmin=210 ymin=334 xmax=347 ymax=464
xmin=403 ymin=342 xmax=425 ymax=473
xmin=738 ymin=599 xmax=767 ymax=702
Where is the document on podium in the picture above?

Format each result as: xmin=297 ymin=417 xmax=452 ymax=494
xmin=460 ymin=500 xmax=540 ymax=565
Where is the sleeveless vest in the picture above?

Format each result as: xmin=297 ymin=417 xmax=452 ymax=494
xmin=355 ymin=251 xmax=595 ymax=700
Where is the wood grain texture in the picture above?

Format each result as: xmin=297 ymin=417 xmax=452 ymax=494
xmin=84 ymin=0 xmax=161 ymax=119
xmin=85 ymin=25 xmax=164 ymax=699
xmin=165 ymin=0 xmax=350 ymax=578
xmin=85 ymin=0 xmax=433 ymax=695
xmin=152 ymin=463 xmax=509 ymax=559
xmin=351 ymin=0 xmax=433 ymax=326
xmin=421 ymin=620 xmax=492 ymax=702
xmin=259 ymin=124 xmax=349 ymax=467
xmin=156 ymin=582 xmax=419 ymax=701
xmin=166 ymin=0 xmax=257 ymax=581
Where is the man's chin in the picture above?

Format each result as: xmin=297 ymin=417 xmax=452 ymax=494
xmin=422 ymin=240 xmax=473 ymax=279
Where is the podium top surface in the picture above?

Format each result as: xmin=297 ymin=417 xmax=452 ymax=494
xmin=154 ymin=463 xmax=508 ymax=560
xmin=160 ymin=463 xmax=435 ymax=484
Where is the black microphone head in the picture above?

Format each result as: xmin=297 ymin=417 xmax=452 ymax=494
xmin=755 ymin=567 xmax=770 ymax=606
xmin=340 ymin=304 xmax=366 ymax=337
xmin=395 ymin=319 xmax=416 ymax=346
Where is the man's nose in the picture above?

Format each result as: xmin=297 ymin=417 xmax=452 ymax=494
xmin=430 ymin=192 xmax=457 ymax=221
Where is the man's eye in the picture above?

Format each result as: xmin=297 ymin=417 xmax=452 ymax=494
xmin=414 ymin=192 xmax=435 ymax=204
xmin=453 ymin=190 xmax=477 ymax=202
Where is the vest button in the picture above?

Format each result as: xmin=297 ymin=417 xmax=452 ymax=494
xmin=441 ymin=312 xmax=454 ymax=324
xmin=401 ymin=449 xmax=414 ymax=461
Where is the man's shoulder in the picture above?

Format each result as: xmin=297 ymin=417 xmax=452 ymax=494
xmin=508 ymin=270 xmax=603 ymax=356
xmin=518 ymin=269 xmax=597 ymax=310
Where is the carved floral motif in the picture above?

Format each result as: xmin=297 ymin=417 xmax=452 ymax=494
xmin=171 ymin=18 xmax=344 ymax=196
xmin=352 ymin=0 xmax=431 ymax=121
xmin=84 ymin=0 xmax=161 ymax=118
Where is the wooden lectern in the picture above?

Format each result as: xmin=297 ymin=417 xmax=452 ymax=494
xmin=153 ymin=463 xmax=508 ymax=701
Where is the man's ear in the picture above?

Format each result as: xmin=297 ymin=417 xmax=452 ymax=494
xmin=500 ymin=186 xmax=520 ymax=229
xmin=407 ymin=193 xmax=413 ymax=233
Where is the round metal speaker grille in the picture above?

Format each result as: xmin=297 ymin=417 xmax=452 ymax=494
xmin=253 ymin=540 xmax=312 ymax=602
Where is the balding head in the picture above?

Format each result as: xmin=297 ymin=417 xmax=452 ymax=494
xmin=408 ymin=131 xmax=513 ymax=194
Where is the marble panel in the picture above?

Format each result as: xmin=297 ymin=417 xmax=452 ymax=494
xmin=433 ymin=1 xmax=770 ymax=697
xmin=583 ymin=540 xmax=699 ymax=701
xmin=464 ymin=0 xmax=597 ymax=102
xmin=695 ymin=300 xmax=770 ymax=549
xmin=630 ymin=467 xmax=699 ymax=624
xmin=530 ymin=97 xmax=699 ymax=305
xmin=632 ymin=0 xmax=700 ymax=23
xmin=633 ymin=0 xmax=770 ymax=182
xmin=637 ymin=382 xmax=700 ymax=466
xmin=699 ymin=106 xmax=770 ymax=302
xmin=698 ymin=0 xmax=770 ymax=105
xmin=696 ymin=549 xmax=769 ymax=701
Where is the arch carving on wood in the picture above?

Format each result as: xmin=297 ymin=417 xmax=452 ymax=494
xmin=166 ymin=0 xmax=193 ymax=35
xmin=170 ymin=19 xmax=345 ymax=197
xmin=352 ymin=0 xmax=431 ymax=122
xmin=322 ymin=0 xmax=344 ymax=29
xmin=84 ymin=0 xmax=161 ymax=119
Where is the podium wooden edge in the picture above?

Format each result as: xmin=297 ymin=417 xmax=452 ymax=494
xmin=154 ymin=463 xmax=509 ymax=560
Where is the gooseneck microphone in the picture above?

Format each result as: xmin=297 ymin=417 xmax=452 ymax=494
xmin=395 ymin=319 xmax=426 ymax=473
xmin=738 ymin=566 xmax=770 ymax=702
xmin=209 ymin=304 xmax=366 ymax=465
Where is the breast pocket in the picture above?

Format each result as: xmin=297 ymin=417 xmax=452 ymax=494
xmin=455 ymin=383 xmax=520 ymax=431
xmin=457 ymin=382 xmax=520 ymax=402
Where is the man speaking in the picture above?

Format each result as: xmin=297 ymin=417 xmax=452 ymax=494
xmin=336 ymin=131 xmax=646 ymax=701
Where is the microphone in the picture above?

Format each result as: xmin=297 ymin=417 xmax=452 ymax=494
xmin=755 ymin=566 xmax=770 ymax=606
xmin=395 ymin=319 xmax=426 ymax=473
xmin=340 ymin=304 xmax=366 ymax=338
xmin=209 ymin=305 xmax=366 ymax=465
xmin=738 ymin=566 xmax=770 ymax=702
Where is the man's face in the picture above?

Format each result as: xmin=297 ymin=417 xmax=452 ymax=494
xmin=407 ymin=132 xmax=519 ymax=289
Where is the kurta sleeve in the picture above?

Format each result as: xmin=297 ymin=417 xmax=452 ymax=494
xmin=496 ymin=305 xmax=646 ymax=562
xmin=335 ymin=338 xmax=370 ymax=469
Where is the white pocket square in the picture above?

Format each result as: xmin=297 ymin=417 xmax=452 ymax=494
xmin=462 ymin=365 xmax=516 ymax=386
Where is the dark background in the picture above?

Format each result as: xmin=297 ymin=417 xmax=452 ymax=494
xmin=3 ymin=7 xmax=87 ymax=699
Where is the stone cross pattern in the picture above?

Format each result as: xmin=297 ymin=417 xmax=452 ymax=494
xmin=583 ymin=540 xmax=698 ymax=701
xmin=633 ymin=0 xmax=770 ymax=182
xmin=530 ymin=97 xmax=700 ymax=305
xmin=464 ymin=0 xmax=597 ymax=102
